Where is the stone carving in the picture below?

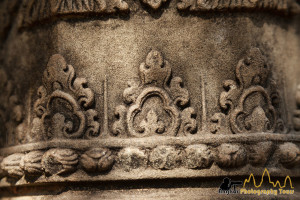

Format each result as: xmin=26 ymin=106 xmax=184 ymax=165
xmin=42 ymin=148 xmax=78 ymax=175
xmin=248 ymin=142 xmax=273 ymax=166
xmin=184 ymin=144 xmax=213 ymax=169
xmin=149 ymin=146 xmax=182 ymax=169
xmin=80 ymin=148 xmax=115 ymax=173
xmin=20 ymin=151 xmax=44 ymax=176
xmin=177 ymin=0 xmax=299 ymax=13
xmin=0 ymin=69 xmax=24 ymax=146
xmin=22 ymin=0 xmax=129 ymax=26
xmin=1 ymin=153 xmax=24 ymax=178
xmin=216 ymin=143 xmax=247 ymax=168
xmin=278 ymin=143 xmax=300 ymax=169
xmin=32 ymin=54 xmax=100 ymax=140
xmin=293 ymin=85 xmax=300 ymax=131
xmin=113 ymin=50 xmax=197 ymax=137
xmin=117 ymin=147 xmax=148 ymax=171
xmin=211 ymin=48 xmax=281 ymax=134
xmin=141 ymin=0 xmax=168 ymax=10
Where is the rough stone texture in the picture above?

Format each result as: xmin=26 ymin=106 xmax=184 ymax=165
xmin=0 ymin=0 xmax=300 ymax=199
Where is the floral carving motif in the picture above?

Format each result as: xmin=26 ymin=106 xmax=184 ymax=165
xmin=113 ymin=50 xmax=197 ymax=137
xmin=211 ymin=48 xmax=282 ymax=134
xmin=42 ymin=148 xmax=78 ymax=175
xmin=33 ymin=54 xmax=100 ymax=139
xmin=278 ymin=143 xmax=300 ymax=169
xmin=184 ymin=144 xmax=213 ymax=169
xmin=117 ymin=147 xmax=148 ymax=171
xmin=1 ymin=153 xmax=24 ymax=178
xmin=248 ymin=142 xmax=273 ymax=166
xmin=80 ymin=148 xmax=115 ymax=173
xmin=216 ymin=144 xmax=247 ymax=168
xmin=20 ymin=151 xmax=44 ymax=176
xmin=149 ymin=146 xmax=182 ymax=169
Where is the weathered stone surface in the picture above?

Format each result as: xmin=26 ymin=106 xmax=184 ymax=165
xmin=0 ymin=0 xmax=299 ymax=199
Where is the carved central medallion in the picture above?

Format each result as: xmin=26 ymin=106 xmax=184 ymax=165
xmin=113 ymin=50 xmax=197 ymax=137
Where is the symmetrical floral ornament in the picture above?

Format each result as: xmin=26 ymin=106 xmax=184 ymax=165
xmin=33 ymin=54 xmax=100 ymax=139
xmin=113 ymin=50 xmax=197 ymax=137
xmin=211 ymin=48 xmax=282 ymax=134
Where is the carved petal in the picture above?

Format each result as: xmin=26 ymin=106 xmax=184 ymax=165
xmin=20 ymin=151 xmax=44 ymax=176
xmin=42 ymin=149 xmax=78 ymax=175
xmin=1 ymin=153 xmax=24 ymax=178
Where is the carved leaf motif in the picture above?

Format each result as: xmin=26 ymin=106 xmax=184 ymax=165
xmin=42 ymin=148 xmax=78 ymax=175
xmin=113 ymin=50 xmax=198 ymax=137
xmin=216 ymin=144 xmax=247 ymax=168
xmin=248 ymin=142 xmax=273 ymax=166
xmin=1 ymin=153 xmax=24 ymax=178
xmin=212 ymin=48 xmax=279 ymax=134
xmin=80 ymin=148 xmax=115 ymax=173
xmin=149 ymin=146 xmax=182 ymax=170
xmin=20 ymin=151 xmax=44 ymax=176
xmin=112 ymin=105 xmax=127 ymax=136
xmin=180 ymin=107 xmax=197 ymax=135
xmin=33 ymin=54 xmax=100 ymax=139
xmin=278 ymin=143 xmax=300 ymax=169
xmin=184 ymin=144 xmax=213 ymax=169
xmin=138 ymin=109 xmax=165 ymax=135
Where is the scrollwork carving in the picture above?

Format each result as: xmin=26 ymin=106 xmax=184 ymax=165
xmin=113 ymin=50 xmax=197 ymax=137
xmin=32 ymin=54 xmax=100 ymax=140
xmin=210 ymin=48 xmax=283 ymax=134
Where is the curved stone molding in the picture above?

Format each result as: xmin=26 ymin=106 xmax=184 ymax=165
xmin=177 ymin=0 xmax=300 ymax=14
xmin=21 ymin=0 xmax=129 ymax=26
xmin=18 ymin=0 xmax=300 ymax=28
xmin=210 ymin=48 xmax=284 ymax=134
xmin=113 ymin=50 xmax=197 ymax=137
xmin=0 ymin=137 xmax=299 ymax=185
xmin=32 ymin=54 xmax=100 ymax=140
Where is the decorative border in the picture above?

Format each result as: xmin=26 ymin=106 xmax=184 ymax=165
xmin=0 ymin=133 xmax=299 ymax=186
xmin=18 ymin=0 xmax=300 ymax=27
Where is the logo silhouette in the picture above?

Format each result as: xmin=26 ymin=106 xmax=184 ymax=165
xmin=219 ymin=177 xmax=242 ymax=194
